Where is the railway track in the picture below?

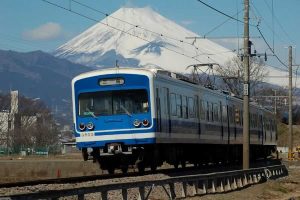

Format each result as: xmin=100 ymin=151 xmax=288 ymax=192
xmin=0 ymin=161 xmax=287 ymax=200
xmin=0 ymin=158 xmax=281 ymax=188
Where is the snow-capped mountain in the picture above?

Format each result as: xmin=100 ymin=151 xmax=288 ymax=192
xmin=54 ymin=7 xmax=236 ymax=73
xmin=54 ymin=7 xmax=291 ymax=88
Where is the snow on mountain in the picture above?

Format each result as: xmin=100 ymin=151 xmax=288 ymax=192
xmin=54 ymin=7 xmax=291 ymax=88
xmin=54 ymin=7 xmax=236 ymax=73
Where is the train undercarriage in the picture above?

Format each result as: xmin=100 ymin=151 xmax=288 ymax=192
xmin=81 ymin=143 xmax=276 ymax=174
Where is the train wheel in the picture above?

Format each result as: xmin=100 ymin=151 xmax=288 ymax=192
xmin=174 ymin=162 xmax=179 ymax=169
xmin=150 ymin=164 xmax=157 ymax=172
xmin=108 ymin=167 xmax=115 ymax=174
xmin=181 ymin=160 xmax=186 ymax=168
xmin=193 ymin=162 xmax=199 ymax=168
xmin=121 ymin=166 xmax=128 ymax=174
xmin=82 ymin=148 xmax=88 ymax=161
xmin=137 ymin=162 xmax=145 ymax=173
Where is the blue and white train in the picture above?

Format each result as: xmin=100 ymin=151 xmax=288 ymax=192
xmin=72 ymin=67 xmax=277 ymax=173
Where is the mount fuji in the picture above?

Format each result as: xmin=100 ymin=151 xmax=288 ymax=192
xmin=54 ymin=7 xmax=236 ymax=73
xmin=54 ymin=7 xmax=290 ymax=87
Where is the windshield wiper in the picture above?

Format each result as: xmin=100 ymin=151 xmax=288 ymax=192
xmin=120 ymin=105 xmax=132 ymax=117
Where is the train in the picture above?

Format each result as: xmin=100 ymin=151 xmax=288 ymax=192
xmin=72 ymin=67 xmax=277 ymax=173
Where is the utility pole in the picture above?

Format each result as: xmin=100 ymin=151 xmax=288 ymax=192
xmin=288 ymin=46 xmax=293 ymax=160
xmin=243 ymin=0 xmax=250 ymax=170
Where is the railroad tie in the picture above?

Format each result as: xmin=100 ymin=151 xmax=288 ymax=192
xmin=225 ymin=178 xmax=231 ymax=191
xmin=121 ymin=189 xmax=128 ymax=200
xmin=169 ymin=183 xmax=177 ymax=199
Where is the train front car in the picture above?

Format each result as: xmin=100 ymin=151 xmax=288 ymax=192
xmin=72 ymin=68 xmax=156 ymax=173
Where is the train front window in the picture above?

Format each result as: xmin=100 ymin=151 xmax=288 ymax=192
xmin=78 ymin=89 xmax=149 ymax=117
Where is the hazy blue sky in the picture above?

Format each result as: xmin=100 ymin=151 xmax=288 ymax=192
xmin=1 ymin=0 xmax=299 ymax=69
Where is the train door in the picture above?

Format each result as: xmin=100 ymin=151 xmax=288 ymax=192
xmin=160 ymin=87 xmax=170 ymax=134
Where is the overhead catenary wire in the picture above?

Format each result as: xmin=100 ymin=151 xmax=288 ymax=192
xmin=262 ymin=0 xmax=295 ymax=45
xmin=71 ymin=0 xmax=199 ymax=49
xmin=71 ymin=0 xmax=238 ymax=58
xmin=256 ymin=26 xmax=288 ymax=69
xmin=41 ymin=0 xmax=205 ymax=64
xmin=203 ymin=9 xmax=244 ymax=38
xmin=193 ymin=0 xmax=289 ymax=75
xmin=196 ymin=0 xmax=256 ymax=27
xmin=250 ymin=1 xmax=288 ymax=45
xmin=44 ymin=0 xmax=296 ymax=84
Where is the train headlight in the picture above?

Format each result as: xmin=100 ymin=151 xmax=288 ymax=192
xmin=86 ymin=122 xmax=94 ymax=130
xmin=133 ymin=119 xmax=141 ymax=127
xmin=142 ymin=119 xmax=149 ymax=127
xmin=79 ymin=123 xmax=86 ymax=131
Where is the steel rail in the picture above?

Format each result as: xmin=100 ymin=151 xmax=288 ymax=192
xmin=0 ymin=159 xmax=282 ymax=188
xmin=1 ymin=164 xmax=287 ymax=200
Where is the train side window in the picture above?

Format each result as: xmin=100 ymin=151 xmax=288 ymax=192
xmin=194 ymin=96 xmax=199 ymax=119
xmin=231 ymin=107 xmax=235 ymax=124
xmin=240 ymin=110 xmax=243 ymax=125
xmin=213 ymin=103 xmax=219 ymax=122
xmin=170 ymin=93 xmax=177 ymax=116
xmin=270 ymin=120 xmax=273 ymax=132
xmin=211 ymin=103 xmax=214 ymax=122
xmin=228 ymin=106 xmax=232 ymax=124
xmin=199 ymin=99 xmax=205 ymax=120
xmin=206 ymin=102 xmax=210 ymax=121
xmin=222 ymin=105 xmax=227 ymax=123
xmin=182 ymin=96 xmax=188 ymax=119
xmin=270 ymin=119 xmax=273 ymax=132
xmin=176 ymin=94 xmax=182 ymax=118
xmin=188 ymin=97 xmax=195 ymax=118
xmin=235 ymin=108 xmax=240 ymax=125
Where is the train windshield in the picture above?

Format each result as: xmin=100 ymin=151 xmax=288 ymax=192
xmin=78 ymin=89 xmax=149 ymax=117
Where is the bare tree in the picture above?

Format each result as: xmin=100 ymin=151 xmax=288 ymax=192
xmin=216 ymin=56 xmax=269 ymax=96
xmin=0 ymin=94 xmax=11 ymax=149
xmin=0 ymin=93 xmax=60 ymax=153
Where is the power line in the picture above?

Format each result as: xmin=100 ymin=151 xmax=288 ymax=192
xmin=41 ymin=0 xmax=204 ymax=64
xmin=71 ymin=0 xmax=198 ymax=49
xmin=256 ymin=26 xmax=288 ymax=69
xmin=203 ymin=9 xmax=244 ymax=37
xmin=71 ymin=0 xmax=239 ymax=58
xmin=262 ymin=0 xmax=295 ymax=45
xmin=196 ymin=0 xmax=256 ymax=27
xmin=250 ymin=1 xmax=287 ymax=45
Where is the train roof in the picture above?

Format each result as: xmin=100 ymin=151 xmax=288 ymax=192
xmin=72 ymin=67 xmax=157 ymax=83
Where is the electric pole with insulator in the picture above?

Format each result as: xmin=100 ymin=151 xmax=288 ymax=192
xmin=288 ymin=46 xmax=293 ymax=160
xmin=243 ymin=0 xmax=250 ymax=170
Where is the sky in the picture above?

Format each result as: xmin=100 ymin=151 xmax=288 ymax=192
xmin=1 ymin=0 xmax=300 ymax=70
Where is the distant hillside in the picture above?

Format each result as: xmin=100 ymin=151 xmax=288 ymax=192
xmin=0 ymin=50 xmax=93 ymax=124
